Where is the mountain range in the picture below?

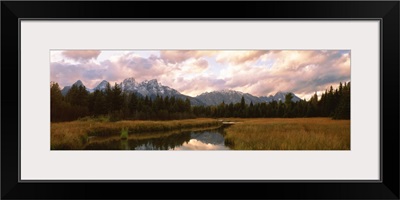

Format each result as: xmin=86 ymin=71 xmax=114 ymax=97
xmin=60 ymin=78 xmax=301 ymax=106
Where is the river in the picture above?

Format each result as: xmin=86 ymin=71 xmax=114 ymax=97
xmin=84 ymin=128 xmax=231 ymax=150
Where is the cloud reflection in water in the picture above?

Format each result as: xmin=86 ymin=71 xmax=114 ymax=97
xmin=171 ymin=139 xmax=230 ymax=150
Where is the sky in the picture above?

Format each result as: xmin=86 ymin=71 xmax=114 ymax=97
xmin=50 ymin=50 xmax=350 ymax=100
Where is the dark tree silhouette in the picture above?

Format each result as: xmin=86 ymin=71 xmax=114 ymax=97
xmin=50 ymin=81 xmax=350 ymax=122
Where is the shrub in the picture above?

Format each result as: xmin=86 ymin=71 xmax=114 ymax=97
xmin=120 ymin=127 xmax=129 ymax=139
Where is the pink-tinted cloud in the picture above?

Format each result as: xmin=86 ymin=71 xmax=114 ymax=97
xmin=194 ymin=58 xmax=208 ymax=70
xmin=215 ymin=50 xmax=350 ymax=97
xmin=159 ymin=50 xmax=216 ymax=63
xmin=160 ymin=50 xmax=270 ymax=65
xmin=50 ymin=50 xmax=350 ymax=100
xmin=215 ymin=50 xmax=270 ymax=65
xmin=171 ymin=76 xmax=226 ymax=97
xmin=172 ymin=139 xmax=229 ymax=150
xmin=62 ymin=50 xmax=101 ymax=62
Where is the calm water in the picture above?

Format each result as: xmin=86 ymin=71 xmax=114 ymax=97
xmin=84 ymin=128 xmax=231 ymax=150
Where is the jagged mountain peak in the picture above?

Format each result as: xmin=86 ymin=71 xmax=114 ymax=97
xmin=200 ymin=89 xmax=243 ymax=96
xmin=141 ymin=79 xmax=160 ymax=86
xmin=73 ymin=80 xmax=84 ymax=86
xmin=196 ymin=89 xmax=261 ymax=105
xmin=148 ymin=79 xmax=158 ymax=84
xmin=120 ymin=78 xmax=180 ymax=99
xmin=58 ymin=77 xmax=302 ymax=105
xmin=124 ymin=77 xmax=136 ymax=82
xmin=93 ymin=80 xmax=109 ymax=91
xmin=61 ymin=80 xmax=91 ymax=95
xmin=219 ymin=89 xmax=243 ymax=94
xmin=259 ymin=91 xmax=301 ymax=103
xmin=99 ymin=80 xmax=108 ymax=84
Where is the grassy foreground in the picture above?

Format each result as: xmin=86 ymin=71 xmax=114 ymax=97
xmin=223 ymin=118 xmax=350 ymax=150
xmin=51 ymin=118 xmax=221 ymax=150
xmin=51 ymin=117 xmax=350 ymax=150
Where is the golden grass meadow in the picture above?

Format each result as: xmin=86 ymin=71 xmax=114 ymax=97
xmin=51 ymin=118 xmax=221 ymax=150
xmin=51 ymin=117 xmax=350 ymax=150
xmin=223 ymin=118 xmax=350 ymax=150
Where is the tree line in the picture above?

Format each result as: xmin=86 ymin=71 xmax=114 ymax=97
xmin=51 ymin=81 xmax=350 ymax=122
xmin=194 ymin=82 xmax=350 ymax=120
xmin=51 ymin=82 xmax=192 ymax=122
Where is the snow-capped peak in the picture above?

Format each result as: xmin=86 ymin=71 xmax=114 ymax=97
xmin=94 ymin=80 xmax=109 ymax=91
xmin=121 ymin=77 xmax=138 ymax=92
xmin=201 ymin=89 xmax=243 ymax=95
xmin=119 ymin=78 xmax=179 ymax=97
xmin=219 ymin=89 xmax=244 ymax=95
xmin=141 ymin=79 xmax=160 ymax=87
xmin=123 ymin=77 xmax=136 ymax=84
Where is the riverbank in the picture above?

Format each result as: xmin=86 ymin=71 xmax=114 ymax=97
xmin=51 ymin=118 xmax=221 ymax=150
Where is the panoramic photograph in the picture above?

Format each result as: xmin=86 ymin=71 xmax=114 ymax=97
xmin=50 ymin=50 xmax=350 ymax=150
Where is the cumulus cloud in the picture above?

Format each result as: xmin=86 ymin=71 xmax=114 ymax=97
xmin=159 ymin=50 xmax=192 ymax=63
xmin=50 ymin=50 xmax=350 ymax=100
xmin=172 ymin=76 xmax=226 ymax=97
xmin=160 ymin=50 xmax=216 ymax=63
xmin=50 ymin=62 xmax=89 ymax=88
xmin=178 ymin=58 xmax=209 ymax=75
xmin=212 ymin=50 xmax=350 ymax=97
xmin=62 ymin=50 xmax=101 ymax=62
xmin=216 ymin=50 xmax=270 ymax=65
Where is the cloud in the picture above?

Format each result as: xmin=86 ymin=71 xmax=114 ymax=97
xmin=50 ymin=62 xmax=87 ymax=88
xmin=159 ymin=50 xmax=216 ymax=63
xmin=173 ymin=76 xmax=226 ymax=97
xmin=50 ymin=60 xmax=108 ymax=89
xmin=215 ymin=50 xmax=270 ymax=65
xmin=62 ymin=50 xmax=101 ymax=62
xmin=178 ymin=58 xmax=209 ymax=75
xmin=193 ymin=58 xmax=208 ymax=70
xmin=113 ymin=53 xmax=168 ymax=81
xmin=159 ymin=51 xmax=191 ymax=63
xmin=159 ymin=50 xmax=270 ymax=65
xmin=50 ymin=50 xmax=350 ymax=100
xmin=172 ymin=139 xmax=229 ymax=150
xmin=213 ymin=50 xmax=351 ymax=98
xmin=272 ymin=50 xmax=351 ymax=96
xmin=82 ymin=69 xmax=107 ymax=80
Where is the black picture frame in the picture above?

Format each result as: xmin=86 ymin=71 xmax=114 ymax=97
xmin=1 ymin=1 xmax=399 ymax=199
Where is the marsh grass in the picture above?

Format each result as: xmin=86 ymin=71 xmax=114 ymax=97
xmin=51 ymin=118 xmax=221 ymax=150
xmin=120 ymin=127 xmax=129 ymax=140
xmin=224 ymin=118 xmax=350 ymax=150
xmin=51 ymin=117 xmax=350 ymax=150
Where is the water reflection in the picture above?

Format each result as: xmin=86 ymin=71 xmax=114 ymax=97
xmin=84 ymin=128 xmax=230 ymax=150
xmin=172 ymin=139 xmax=230 ymax=150
xmin=171 ymin=131 xmax=229 ymax=150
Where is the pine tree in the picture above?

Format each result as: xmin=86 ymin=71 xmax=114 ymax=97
xmin=284 ymin=93 xmax=294 ymax=117
xmin=92 ymin=90 xmax=107 ymax=116
xmin=240 ymin=96 xmax=245 ymax=109
xmin=184 ymin=98 xmax=191 ymax=113
xmin=333 ymin=82 xmax=350 ymax=119
xmin=112 ymin=83 xmax=123 ymax=111
xmin=128 ymin=93 xmax=138 ymax=116
xmin=50 ymin=82 xmax=64 ymax=122
xmin=104 ymin=83 xmax=113 ymax=112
